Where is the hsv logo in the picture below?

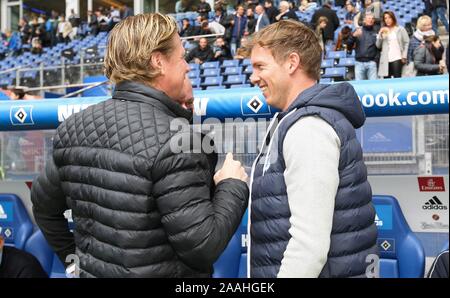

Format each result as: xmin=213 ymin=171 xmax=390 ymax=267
xmin=418 ymin=177 xmax=445 ymax=192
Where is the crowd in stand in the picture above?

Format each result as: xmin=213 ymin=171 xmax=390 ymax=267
xmin=0 ymin=5 xmax=133 ymax=57
xmin=183 ymin=0 xmax=449 ymax=80
xmin=0 ymin=0 xmax=449 ymax=85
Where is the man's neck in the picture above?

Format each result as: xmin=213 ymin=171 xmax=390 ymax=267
xmin=282 ymin=78 xmax=317 ymax=111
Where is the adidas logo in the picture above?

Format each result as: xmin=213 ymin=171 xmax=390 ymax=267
xmin=368 ymin=132 xmax=391 ymax=142
xmin=375 ymin=214 xmax=383 ymax=227
xmin=0 ymin=204 xmax=7 ymax=219
xmin=423 ymin=196 xmax=448 ymax=210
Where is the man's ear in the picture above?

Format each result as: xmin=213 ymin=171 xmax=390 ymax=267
xmin=151 ymin=51 xmax=164 ymax=75
xmin=286 ymin=52 xmax=301 ymax=75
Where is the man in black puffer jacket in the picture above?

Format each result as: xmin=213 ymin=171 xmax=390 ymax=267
xmin=31 ymin=13 xmax=249 ymax=278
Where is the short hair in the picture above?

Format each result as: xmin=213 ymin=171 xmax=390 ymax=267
xmin=250 ymin=20 xmax=322 ymax=80
xmin=424 ymin=35 xmax=439 ymax=43
xmin=105 ymin=13 xmax=178 ymax=85
xmin=382 ymin=11 xmax=398 ymax=26
xmin=416 ymin=15 xmax=432 ymax=31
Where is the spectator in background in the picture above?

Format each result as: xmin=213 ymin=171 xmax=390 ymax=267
xmin=230 ymin=5 xmax=247 ymax=54
xmin=311 ymin=1 xmax=340 ymax=45
xmin=414 ymin=35 xmax=445 ymax=76
xmin=68 ymin=9 xmax=80 ymax=37
xmin=255 ymin=5 xmax=271 ymax=32
xmin=299 ymin=0 xmax=318 ymax=12
xmin=335 ymin=26 xmax=353 ymax=53
xmin=405 ymin=15 xmax=435 ymax=77
xmin=198 ymin=0 xmax=212 ymax=19
xmin=446 ymin=43 xmax=449 ymax=72
xmin=213 ymin=36 xmax=232 ymax=62
xmin=315 ymin=16 xmax=328 ymax=52
xmin=214 ymin=6 xmax=227 ymax=25
xmin=345 ymin=2 xmax=359 ymax=25
xmin=276 ymin=1 xmax=300 ymax=22
xmin=376 ymin=11 xmax=409 ymax=78
xmin=186 ymin=37 xmax=215 ymax=64
xmin=245 ymin=0 xmax=259 ymax=10
xmin=121 ymin=4 xmax=134 ymax=19
xmin=110 ymin=6 xmax=122 ymax=30
xmin=208 ymin=16 xmax=226 ymax=35
xmin=347 ymin=14 xmax=379 ymax=80
xmin=180 ymin=18 xmax=199 ymax=37
xmin=198 ymin=20 xmax=213 ymax=35
xmin=264 ymin=0 xmax=280 ymax=23
xmin=356 ymin=0 xmax=383 ymax=26
xmin=3 ymin=30 xmax=21 ymax=55
xmin=0 ymin=236 xmax=48 ymax=278
xmin=57 ymin=15 xmax=73 ymax=44
xmin=88 ymin=10 xmax=99 ymax=35
xmin=245 ymin=8 xmax=257 ymax=35
xmin=234 ymin=36 xmax=251 ymax=60
xmin=18 ymin=18 xmax=31 ymax=45
xmin=96 ymin=10 xmax=110 ymax=32
xmin=430 ymin=0 xmax=449 ymax=35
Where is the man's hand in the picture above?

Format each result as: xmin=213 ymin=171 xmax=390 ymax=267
xmin=353 ymin=27 xmax=362 ymax=38
xmin=214 ymin=153 xmax=248 ymax=185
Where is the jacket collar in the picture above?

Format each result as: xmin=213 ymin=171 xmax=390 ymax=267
xmin=113 ymin=80 xmax=193 ymax=121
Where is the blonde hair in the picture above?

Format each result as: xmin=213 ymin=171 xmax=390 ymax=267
xmin=104 ymin=13 xmax=178 ymax=84
xmin=250 ymin=20 xmax=322 ymax=81
xmin=416 ymin=15 xmax=432 ymax=31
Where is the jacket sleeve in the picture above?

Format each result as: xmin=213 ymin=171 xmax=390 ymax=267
xmin=414 ymin=45 xmax=440 ymax=73
xmin=151 ymin=131 xmax=249 ymax=271
xmin=400 ymin=27 xmax=410 ymax=59
xmin=31 ymin=155 xmax=75 ymax=265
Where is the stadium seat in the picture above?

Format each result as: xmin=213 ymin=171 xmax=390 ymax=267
xmin=336 ymin=57 xmax=356 ymax=67
xmin=243 ymin=65 xmax=253 ymax=75
xmin=320 ymin=78 xmax=332 ymax=84
xmin=202 ymin=68 xmax=220 ymax=77
xmin=242 ymin=59 xmax=252 ymax=66
xmin=188 ymin=69 xmax=200 ymax=79
xmin=0 ymin=194 xmax=33 ymax=250
xmin=213 ymin=210 xmax=248 ymax=278
xmin=201 ymin=76 xmax=223 ymax=87
xmin=223 ymin=66 xmax=242 ymax=76
xmin=24 ymin=230 xmax=67 ymax=278
xmin=230 ymin=84 xmax=251 ymax=88
xmin=321 ymin=59 xmax=335 ymax=68
xmin=190 ymin=77 xmax=201 ymax=88
xmin=326 ymin=51 xmax=347 ymax=60
xmin=222 ymin=59 xmax=240 ymax=68
xmin=201 ymin=61 xmax=220 ymax=69
xmin=224 ymin=74 xmax=247 ymax=86
xmin=373 ymin=195 xmax=426 ymax=278
xmin=322 ymin=67 xmax=346 ymax=78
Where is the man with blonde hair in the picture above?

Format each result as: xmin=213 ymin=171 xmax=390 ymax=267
xmin=31 ymin=13 xmax=249 ymax=278
xmin=248 ymin=20 xmax=378 ymax=278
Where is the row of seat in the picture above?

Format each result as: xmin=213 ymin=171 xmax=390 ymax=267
xmin=0 ymin=192 xmax=434 ymax=278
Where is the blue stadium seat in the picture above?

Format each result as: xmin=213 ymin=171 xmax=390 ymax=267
xmin=201 ymin=76 xmax=223 ymax=87
xmin=189 ymin=63 xmax=199 ymax=71
xmin=188 ymin=69 xmax=200 ymax=79
xmin=321 ymin=59 xmax=335 ymax=68
xmin=242 ymin=58 xmax=252 ymax=66
xmin=224 ymin=74 xmax=247 ymax=86
xmin=320 ymin=78 xmax=332 ymax=84
xmin=222 ymin=59 xmax=240 ymax=68
xmin=243 ymin=65 xmax=253 ymax=75
xmin=190 ymin=77 xmax=201 ymax=88
xmin=213 ymin=210 xmax=248 ymax=278
xmin=336 ymin=57 xmax=356 ymax=67
xmin=201 ymin=61 xmax=220 ymax=69
xmin=322 ymin=67 xmax=346 ymax=78
xmin=326 ymin=50 xmax=347 ymax=60
xmin=230 ymin=84 xmax=252 ymax=88
xmin=206 ymin=86 xmax=226 ymax=90
xmin=373 ymin=195 xmax=426 ymax=278
xmin=24 ymin=230 xmax=67 ymax=278
xmin=202 ymin=68 xmax=220 ymax=77
xmin=223 ymin=66 xmax=242 ymax=76
xmin=0 ymin=194 xmax=33 ymax=250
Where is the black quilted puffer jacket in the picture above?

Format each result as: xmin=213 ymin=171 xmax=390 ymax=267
xmin=31 ymin=81 xmax=249 ymax=278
